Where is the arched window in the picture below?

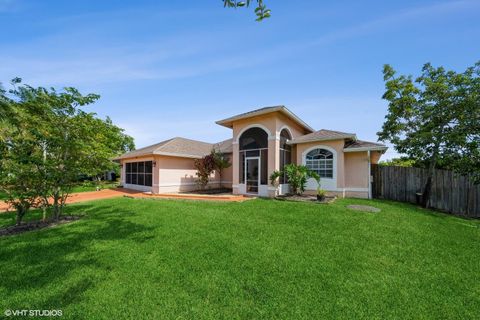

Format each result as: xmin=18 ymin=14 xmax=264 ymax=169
xmin=279 ymin=129 xmax=291 ymax=183
xmin=239 ymin=127 xmax=268 ymax=187
xmin=305 ymin=148 xmax=334 ymax=178
xmin=239 ymin=127 xmax=268 ymax=150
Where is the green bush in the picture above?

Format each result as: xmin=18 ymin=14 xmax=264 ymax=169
xmin=270 ymin=164 xmax=319 ymax=195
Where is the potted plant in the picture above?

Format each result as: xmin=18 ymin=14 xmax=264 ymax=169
xmin=317 ymin=188 xmax=327 ymax=201
xmin=311 ymin=173 xmax=326 ymax=201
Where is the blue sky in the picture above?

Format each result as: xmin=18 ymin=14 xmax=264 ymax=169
xmin=1 ymin=0 xmax=479 ymax=159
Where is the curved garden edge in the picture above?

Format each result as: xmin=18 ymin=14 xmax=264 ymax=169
xmin=0 ymin=216 xmax=83 ymax=237
xmin=275 ymin=194 xmax=337 ymax=204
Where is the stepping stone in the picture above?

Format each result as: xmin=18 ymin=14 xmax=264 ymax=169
xmin=347 ymin=205 xmax=381 ymax=213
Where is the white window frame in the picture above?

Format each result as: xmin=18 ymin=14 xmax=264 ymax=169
xmin=302 ymin=145 xmax=337 ymax=190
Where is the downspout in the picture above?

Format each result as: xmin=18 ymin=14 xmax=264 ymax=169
xmin=367 ymin=150 xmax=372 ymax=199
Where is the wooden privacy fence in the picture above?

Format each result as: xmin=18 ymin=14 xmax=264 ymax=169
xmin=371 ymin=164 xmax=480 ymax=218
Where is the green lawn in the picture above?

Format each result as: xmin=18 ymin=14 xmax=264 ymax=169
xmin=70 ymin=181 xmax=119 ymax=193
xmin=0 ymin=198 xmax=479 ymax=319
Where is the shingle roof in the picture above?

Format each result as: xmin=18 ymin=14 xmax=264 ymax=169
xmin=115 ymin=137 xmax=233 ymax=160
xmin=213 ymin=138 xmax=233 ymax=154
xmin=344 ymin=140 xmax=388 ymax=152
xmin=115 ymin=138 xmax=175 ymax=159
xmin=216 ymin=105 xmax=314 ymax=133
xmin=288 ymin=129 xmax=356 ymax=144
xmin=158 ymin=137 xmax=214 ymax=158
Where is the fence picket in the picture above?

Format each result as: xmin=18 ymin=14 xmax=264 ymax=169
xmin=371 ymin=165 xmax=479 ymax=218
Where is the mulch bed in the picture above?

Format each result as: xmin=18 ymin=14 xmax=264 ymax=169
xmin=275 ymin=194 xmax=336 ymax=204
xmin=0 ymin=215 xmax=82 ymax=237
xmin=183 ymin=188 xmax=233 ymax=195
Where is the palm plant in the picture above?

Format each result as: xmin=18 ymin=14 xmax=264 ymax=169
xmin=270 ymin=164 xmax=319 ymax=195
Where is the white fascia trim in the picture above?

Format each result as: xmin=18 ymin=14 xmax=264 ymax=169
xmin=343 ymin=147 xmax=388 ymax=153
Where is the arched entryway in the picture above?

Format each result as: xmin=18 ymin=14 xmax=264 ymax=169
xmin=239 ymin=127 xmax=268 ymax=194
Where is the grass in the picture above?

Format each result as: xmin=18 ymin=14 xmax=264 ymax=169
xmin=0 ymin=197 xmax=479 ymax=319
xmin=70 ymin=181 xmax=118 ymax=193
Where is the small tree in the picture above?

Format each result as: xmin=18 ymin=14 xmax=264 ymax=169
xmin=194 ymin=154 xmax=216 ymax=189
xmin=211 ymin=149 xmax=231 ymax=186
xmin=0 ymin=79 xmax=135 ymax=222
xmin=0 ymin=153 xmax=42 ymax=225
xmin=270 ymin=164 xmax=318 ymax=195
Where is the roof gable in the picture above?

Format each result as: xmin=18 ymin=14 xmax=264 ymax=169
xmin=288 ymin=129 xmax=356 ymax=144
xmin=216 ymin=105 xmax=314 ymax=133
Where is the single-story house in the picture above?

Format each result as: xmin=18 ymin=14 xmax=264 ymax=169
xmin=115 ymin=106 xmax=387 ymax=198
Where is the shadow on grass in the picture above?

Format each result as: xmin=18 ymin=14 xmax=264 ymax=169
xmin=0 ymin=202 xmax=156 ymax=310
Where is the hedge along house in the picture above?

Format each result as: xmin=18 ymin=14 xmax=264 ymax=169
xmin=116 ymin=106 xmax=387 ymax=198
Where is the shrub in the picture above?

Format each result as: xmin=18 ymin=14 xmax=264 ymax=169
xmin=270 ymin=164 xmax=319 ymax=195
xmin=194 ymin=154 xmax=216 ymax=188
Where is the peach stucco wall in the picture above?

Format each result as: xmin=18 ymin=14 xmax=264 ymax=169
xmin=120 ymin=153 xmax=233 ymax=194
xmin=294 ymin=142 xmax=383 ymax=198
xmin=157 ymin=155 xmax=232 ymax=193
xmin=343 ymin=150 xmax=383 ymax=189
xmin=231 ymin=111 xmax=310 ymax=196
xmin=344 ymin=152 xmax=368 ymax=188
xmin=295 ymin=140 xmax=346 ymax=190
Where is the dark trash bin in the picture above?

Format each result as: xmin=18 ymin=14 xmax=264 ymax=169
xmin=415 ymin=192 xmax=423 ymax=205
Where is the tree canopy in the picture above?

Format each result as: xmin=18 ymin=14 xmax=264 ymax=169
xmin=223 ymin=0 xmax=270 ymax=21
xmin=378 ymin=62 xmax=480 ymax=205
xmin=0 ymin=79 xmax=134 ymax=224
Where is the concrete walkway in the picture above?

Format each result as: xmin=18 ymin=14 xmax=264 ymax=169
xmin=0 ymin=188 xmax=248 ymax=212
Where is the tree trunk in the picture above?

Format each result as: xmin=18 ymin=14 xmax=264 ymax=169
xmin=16 ymin=206 xmax=26 ymax=226
xmin=42 ymin=205 xmax=47 ymax=222
xmin=52 ymin=193 xmax=60 ymax=220
xmin=422 ymin=153 xmax=437 ymax=208
xmin=219 ymin=169 xmax=222 ymax=189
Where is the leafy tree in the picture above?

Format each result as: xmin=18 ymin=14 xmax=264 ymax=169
xmin=378 ymin=157 xmax=416 ymax=167
xmin=211 ymin=149 xmax=231 ymax=186
xmin=78 ymin=115 xmax=134 ymax=188
xmin=0 ymin=79 xmax=135 ymax=223
xmin=194 ymin=154 xmax=216 ymax=188
xmin=270 ymin=164 xmax=319 ymax=195
xmin=0 ymin=118 xmax=43 ymax=224
xmin=378 ymin=62 xmax=480 ymax=207
xmin=0 ymin=83 xmax=12 ymax=121
xmin=223 ymin=0 xmax=270 ymax=21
